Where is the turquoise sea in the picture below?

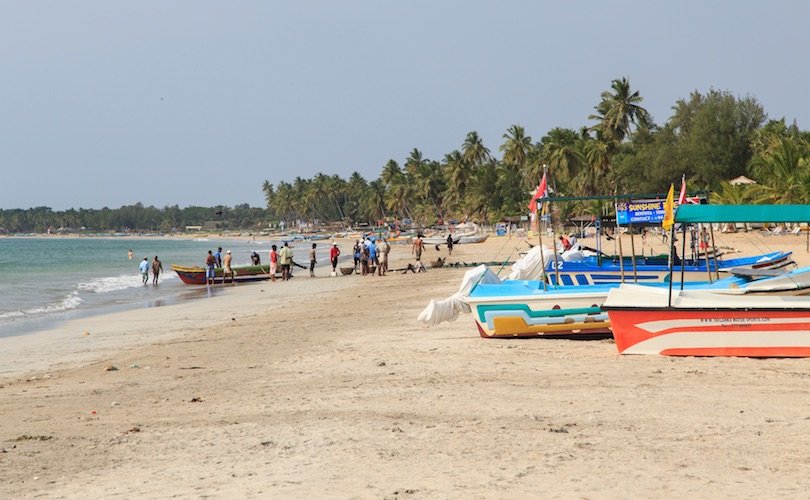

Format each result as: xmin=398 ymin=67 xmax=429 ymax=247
xmin=0 ymin=237 xmax=322 ymax=337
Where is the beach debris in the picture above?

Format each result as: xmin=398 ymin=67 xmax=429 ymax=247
xmin=129 ymin=364 xmax=140 ymax=369
xmin=377 ymin=361 xmax=387 ymax=367
xmin=189 ymin=397 xmax=204 ymax=403
xmin=83 ymin=331 xmax=90 ymax=336
xmin=104 ymin=365 xmax=118 ymax=372
xmin=12 ymin=434 xmax=53 ymax=442
xmin=124 ymin=427 xmax=141 ymax=434
xmin=111 ymin=401 xmax=119 ymax=407
xmin=179 ymin=366 xmax=203 ymax=370
xmin=548 ymin=427 xmax=569 ymax=433
xmin=91 ymin=411 xmax=97 ymax=415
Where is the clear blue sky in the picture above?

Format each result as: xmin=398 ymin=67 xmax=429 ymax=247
xmin=1 ymin=1 xmax=808 ymax=210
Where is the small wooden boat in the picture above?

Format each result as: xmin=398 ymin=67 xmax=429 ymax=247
xmin=171 ymin=264 xmax=274 ymax=285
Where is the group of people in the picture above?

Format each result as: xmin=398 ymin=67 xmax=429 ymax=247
xmin=351 ymin=237 xmax=391 ymax=276
xmin=137 ymin=255 xmax=164 ymax=285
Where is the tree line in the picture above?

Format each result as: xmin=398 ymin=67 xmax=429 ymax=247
xmin=0 ymin=203 xmax=267 ymax=234
xmin=263 ymin=78 xmax=810 ymax=224
xmin=4 ymin=78 xmax=808 ymax=233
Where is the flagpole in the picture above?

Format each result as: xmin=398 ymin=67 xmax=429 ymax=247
xmin=547 ymin=165 xmax=562 ymax=286
xmin=536 ymin=210 xmax=547 ymax=291
xmin=532 ymin=168 xmax=548 ymax=291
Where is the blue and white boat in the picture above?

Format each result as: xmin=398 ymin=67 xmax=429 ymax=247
xmin=544 ymin=249 xmax=792 ymax=286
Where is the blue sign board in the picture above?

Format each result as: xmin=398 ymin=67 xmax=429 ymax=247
xmin=615 ymin=199 xmax=666 ymax=225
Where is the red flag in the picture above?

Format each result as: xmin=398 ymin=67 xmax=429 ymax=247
xmin=677 ymin=175 xmax=687 ymax=205
xmin=528 ymin=172 xmax=548 ymax=213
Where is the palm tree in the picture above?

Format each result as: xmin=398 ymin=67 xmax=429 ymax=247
xmin=442 ymin=150 xmax=470 ymax=216
xmin=404 ymin=148 xmax=426 ymax=176
xmin=500 ymin=125 xmax=532 ymax=168
xmin=589 ymin=77 xmax=651 ymax=143
xmin=749 ymin=136 xmax=810 ymax=204
xmin=461 ymin=131 xmax=491 ymax=167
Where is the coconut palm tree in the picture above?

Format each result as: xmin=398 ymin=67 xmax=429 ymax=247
xmin=461 ymin=131 xmax=491 ymax=167
xmin=442 ymin=150 xmax=469 ymax=216
xmin=589 ymin=77 xmax=651 ymax=143
xmin=749 ymin=136 xmax=810 ymax=204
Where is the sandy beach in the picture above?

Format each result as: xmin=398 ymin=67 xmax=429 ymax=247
xmin=3 ymin=231 xmax=810 ymax=498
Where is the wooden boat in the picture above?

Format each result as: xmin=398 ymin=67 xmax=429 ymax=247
xmin=603 ymin=204 xmax=810 ymax=357
xmin=171 ymin=264 xmax=274 ymax=285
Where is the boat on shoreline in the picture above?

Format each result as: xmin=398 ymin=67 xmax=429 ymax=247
xmin=604 ymin=204 xmax=810 ymax=357
xmin=546 ymin=249 xmax=792 ymax=285
xmin=467 ymin=267 xmax=810 ymax=339
xmin=171 ymin=264 xmax=273 ymax=285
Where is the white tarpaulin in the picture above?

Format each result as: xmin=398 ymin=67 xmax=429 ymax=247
xmin=417 ymin=265 xmax=501 ymax=326
xmin=505 ymin=245 xmax=554 ymax=281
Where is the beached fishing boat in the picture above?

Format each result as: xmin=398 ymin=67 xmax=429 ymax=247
xmin=171 ymin=264 xmax=273 ymax=285
xmin=423 ymin=223 xmax=489 ymax=245
xmin=467 ymin=268 xmax=810 ymax=339
xmin=604 ymin=204 xmax=810 ymax=357
xmin=545 ymin=249 xmax=792 ymax=285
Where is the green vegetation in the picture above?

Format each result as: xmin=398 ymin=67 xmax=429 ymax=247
xmin=263 ymin=78 xmax=810 ymax=226
xmin=0 ymin=204 xmax=266 ymax=234
xmin=4 ymin=78 xmax=809 ymax=233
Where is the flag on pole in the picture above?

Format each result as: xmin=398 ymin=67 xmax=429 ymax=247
xmin=662 ymin=183 xmax=675 ymax=231
xmin=528 ymin=172 xmax=548 ymax=213
xmin=677 ymin=175 xmax=687 ymax=205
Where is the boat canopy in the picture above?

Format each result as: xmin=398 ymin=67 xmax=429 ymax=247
xmin=675 ymin=204 xmax=810 ymax=223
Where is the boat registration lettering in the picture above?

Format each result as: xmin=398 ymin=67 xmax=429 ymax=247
xmin=699 ymin=317 xmax=770 ymax=324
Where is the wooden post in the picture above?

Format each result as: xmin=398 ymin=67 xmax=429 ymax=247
xmin=629 ymin=222 xmax=638 ymax=283
xmin=709 ymin=223 xmax=720 ymax=280
xmin=702 ymin=224 xmax=712 ymax=283
xmin=680 ymin=223 xmax=687 ymax=290
xmin=617 ymin=223 xmax=625 ymax=283
xmin=536 ymin=211 xmax=547 ymax=290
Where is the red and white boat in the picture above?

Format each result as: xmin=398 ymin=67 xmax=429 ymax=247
xmin=604 ymin=285 xmax=810 ymax=357
xmin=604 ymin=203 xmax=810 ymax=357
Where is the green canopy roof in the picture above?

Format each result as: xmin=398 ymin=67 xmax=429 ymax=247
xmin=675 ymin=204 xmax=810 ymax=223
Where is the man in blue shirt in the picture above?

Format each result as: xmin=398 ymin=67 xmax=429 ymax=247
xmin=138 ymin=257 xmax=149 ymax=285
xmin=214 ymin=247 xmax=223 ymax=268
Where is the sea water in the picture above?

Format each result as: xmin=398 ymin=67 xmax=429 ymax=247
xmin=0 ymin=237 xmax=322 ymax=337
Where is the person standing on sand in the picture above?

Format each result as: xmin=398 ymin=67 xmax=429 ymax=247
xmin=205 ymin=250 xmax=217 ymax=286
xmin=214 ymin=247 xmax=223 ymax=268
xmin=139 ymin=257 xmax=149 ymax=284
xmin=352 ymin=240 xmax=361 ymax=270
xmin=368 ymin=239 xmax=378 ymax=276
xmin=330 ymin=242 xmax=340 ymax=274
xmin=279 ymin=242 xmax=293 ymax=281
xmin=309 ymin=243 xmax=317 ymax=277
xmin=360 ymin=241 xmax=369 ymax=275
xmin=151 ymin=255 xmax=163 ymax=285
xmin=222 ymin=250 xmax=235 ymax=286
xmin=446 ymin=234 xmax=454 ymax=256
xmin=269 ymin=244 xmax=278 ymax=282
xmin=412 ymin=235 xmax=425 ymax=263
xmin=381 ymin=238 xmax=390 ymax=275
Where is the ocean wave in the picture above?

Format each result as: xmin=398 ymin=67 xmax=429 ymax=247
xmin=0 ymin=291 xmax=83 ymax=320
xmin=77 ymin=273 xmax=179 ymax=294
xmin=78 ymin=274 xmax=144 ymax=293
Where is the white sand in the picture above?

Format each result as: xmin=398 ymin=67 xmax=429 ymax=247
xmin=2 ymin=232 xmax=810 ymax=498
